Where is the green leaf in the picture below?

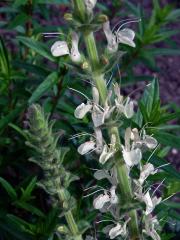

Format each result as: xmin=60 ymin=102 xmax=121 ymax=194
xmin=28 ymin=72 xmax=58 ymax=104
xmin=149 ymin=154 xmax=180 ymax=180
xmin=166 ymin=9 xmax=180 ymax=21
xmin=0 ymin=177 xmax=17 ymax=200
xmin=14 ymin=202 xmax=45 ymax=217
xmin=0 ymin=105 xmax=25 ymax=132
xmin=17 ymin=36 xmax=55 ymax=62
xmin=141 ymin=78 xmax=159 ymax=114
xmin=13 ymin=0 xmax=28 ymax=7
xmin=8 ymin=13 xmax=30 ymax=29
xmin=150 ymin=48 xmax=180 ymax=56
xmin=0 ymin=37 xmax=10 ymax=77
xmin=20 ymin=177 xmax=37 ymax=201
xmin=155 ymin=131 xmax=180 ymax=149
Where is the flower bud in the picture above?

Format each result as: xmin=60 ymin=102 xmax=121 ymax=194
xmin=96 ymin=14 xmax=109 ymax=23
xmin=64 ymin=13 xmax=73 ymax=21
xmin=81 ymin=61 xmax=89 ymax=70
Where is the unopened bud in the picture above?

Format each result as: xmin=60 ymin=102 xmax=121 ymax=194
xmin=81 ymin=61 xmax=89 ymax=69
xmin=57 ymin=225 xmax=69 ymax=234
xmin=101 ymin=55 xmax=109 ymax=65
xmin=97 ymin=14 xmax=109 ymax=23
xmin=64 ymin=13 xmax=73 ymax=21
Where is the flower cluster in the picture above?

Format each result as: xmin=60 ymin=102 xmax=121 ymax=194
xmin=50 ymin=1 xmax=164 ymax=238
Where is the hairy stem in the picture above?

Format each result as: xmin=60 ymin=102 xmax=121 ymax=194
xmin=54 ymin=167 xmax=82 ymax=240
xmin=73 ymin=0 xmax=140 ymax=239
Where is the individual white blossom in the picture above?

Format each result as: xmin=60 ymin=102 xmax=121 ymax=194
xmin=123 ymin=97 xmax=134 ymax=118
xmin=93 ymin=192 xmax=110 ymax=209
xmin=78 ymin=140 xmax=96 ymax=155
xmin=122 ymin=147 xmax=142 ymax=168
xmin=51 ymin=41 xmax=70 ymax=57
xmin=70 ymin=31 xmax=81 ymax=62
xmin=93 ymin=186 xmax=118 ymax=210
xmin=99 ymin=134 xmax=116 ymax=164
xmin=103 ymin=20 xmax=136 ymax=53
xmin=84 ymin=0 xmax=97 ymax=13
xmin=103 ymin=21 xmax=118 ymax=53
xmin=137 ymin=191 xmax=162 ymax=215
xmin=92 ymin=105 xmax=105 ymax=127
xmin=94 ymin=167 xmax=118 ymax=186
xmin=109 ymin=218 xmax=130 ymax=239
xmin=74 ymin=102 xmax=92 ymax=119
xmin=143 ymin=215 xmax=161 ymax=240
xmin=138 ymin=163 xmax=157 ymax=185
xmin=116 ymin=28 xmax=136 ymax=48
xmin=122 ymin=128 xmax=142 ymax=168
xmin=109 ymin=186 xmax=118 ymax=204
xmin=114 ymin=85 xmax=134 ymax=119
xmin=131 ymin=128 xmax=158 ymax=150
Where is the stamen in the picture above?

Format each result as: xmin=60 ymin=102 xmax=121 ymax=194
xmin=112 ymin=18 xmax=140 ymax=32
xmin=155 ymin=163 xmax=170 ymax=170
xmin=69 ymin=132 xmax=95 ymax=140
xmin=83 ymin=188 xmax=104 ymax=198
xmin=151 ymin=179 xmax=165 ymax=197
xmin=147 ymin=144 xmax=160 ymax=163
xmin=116 ymin=18 xmax=141 ymax=33
xmin=96 ymin=219 xmax=116 ymax=224
xmin=161 ymin=193 xmax=176 ymax=203
xmin=106 ymin=71 xmax=114 ymax=87
xmin=69 ymin=87 xmax=90 ymax=100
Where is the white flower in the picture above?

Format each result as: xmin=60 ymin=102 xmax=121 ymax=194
xmin=103 ymin=21 xmax=118 ymax=53
xmin=116 ymin=28 xmax=136 ymax=48
xmin=109 ymin=186 xmax=118 ymax=204
xmin=99 ymin=134 xmax=116 ymax=164
xmin=103 ymin=20 xmax=136 ymax=53
xmin=143 ymin=191 xmax=162 ymax=215
xmin=138 ymin=163 xmax=157 ymax=185
xmin=84 ymin=0 xmax=97 ymax=13
xmin=93 ymin=186 xmax=118 ymax=210
xmin=143 ymin=215 xmax=161 ymax=240
xmin=77 ymin=140 xmax=96 ymax=155
xmin=93 ymin=192 xmax=110 ymax=209
xmin=70 ymin=31 xmax=81 ymax=62
xmin=114 ymin=85 xmax=134 ymax=118
xmin=109 ymin=219 xmax=130 ymax=239
xmin=131 ymin=128 xmax=158 ymax=150
xmin=74 ymin=102 xmax=92 ymax=119
xmin=51 ymin=41 xmax=69 ymax=57
xmin=122 ymin=147 xmax=142 ymax=167
xmin=92 ymin=105 xmax=105 ymax=127
xmin=123 ymin=97 xmax=134 ymax=118
xmin=93 ymin=167 xmax=118 ymax=186
xmin=122 ymin=128 xmax=142 ymax=168
xmin=143 ymin=135 xmax=158 ymax=149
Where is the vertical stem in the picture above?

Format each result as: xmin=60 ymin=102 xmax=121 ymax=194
xmin=73 ymin=1 xmax=140 ymax=239
xmin=55 ymin=179 xmax=82 ymax=239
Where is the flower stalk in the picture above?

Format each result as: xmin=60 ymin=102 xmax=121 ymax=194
xmin=73 ymin=1 xmax=140 ymax=239
xmin=26 ymin=105 xmax=82 ymax=240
